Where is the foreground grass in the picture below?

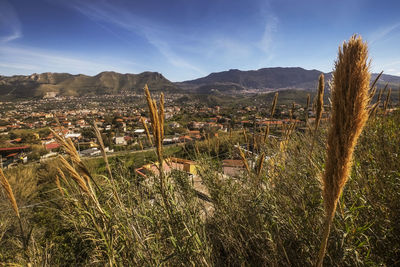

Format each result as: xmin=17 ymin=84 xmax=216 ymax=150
xmin=0 ymin=111 xmax=399 ymax=266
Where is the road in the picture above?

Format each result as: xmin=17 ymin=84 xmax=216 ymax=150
xmin=4 ymin=143 xmax=181 ymax=169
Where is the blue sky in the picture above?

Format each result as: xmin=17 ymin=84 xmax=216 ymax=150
xmin=0 ymin=0 xmax=399 ymax=81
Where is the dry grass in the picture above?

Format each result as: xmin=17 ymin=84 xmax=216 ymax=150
xmin=315 ymin=74 xmax=325 ymax=131
xmin=0 ymin=168 xmax=19 ymax=218
xmin=270 ymin=92 xmax=278 ymax=118
xmin=317 ymin=34 xmax=371 ymax=266
xmin=140 ymin=116 xmax=153 ymax=146
xmin=384 ymin=87 xmax=392 ymax=114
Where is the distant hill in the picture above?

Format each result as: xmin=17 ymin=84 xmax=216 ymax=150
xmin=180 ymin=67 xmax=400 ymax=94
xmin=0 ymin=71 xmax=180 ymax=99
xmin=1 ymin=67 xmax=399 ymax=99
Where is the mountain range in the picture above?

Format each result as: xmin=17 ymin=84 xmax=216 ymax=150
xmin=0 ymin=71 xmax=179 ymax=99
xmin=1 ymin=67 xmax=399 ymax=99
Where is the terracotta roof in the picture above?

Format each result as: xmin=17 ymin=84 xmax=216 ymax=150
xmin=45 ymin=142 xmax=60 ymax=150
xmin=0 ymin=146 xmax=30 ymax=152
xmin=222 ymin=159 xmax=245 ymax=167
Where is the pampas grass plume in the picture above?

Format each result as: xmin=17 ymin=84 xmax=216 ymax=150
xmin=317 ymin=34 xmax=371 ymax=267
xmin=0 ymin=168 xmax=20 ymax=218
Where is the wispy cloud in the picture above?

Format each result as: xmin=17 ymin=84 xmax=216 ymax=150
xmin=259 ymin=15 xmax=278 ymax=55
xmin=0 ymin=0 xmax=22 ymax=43
xmin=67 ymin=0 xmax=206 ymax=76
xmin=369 ymin=22 xmax=400 ymax=45
xmin=0 ymin=45 xmax=137 ymax=76
xmin=61 ymin=0 xmax=278 ymax=78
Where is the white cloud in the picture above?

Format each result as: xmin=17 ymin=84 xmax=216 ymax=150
xmin=0 ymin=1 xmax=22 ymax=43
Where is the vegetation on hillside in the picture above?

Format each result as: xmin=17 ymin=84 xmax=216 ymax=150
xmin=1 ymin=35 xmax=399 ymax=266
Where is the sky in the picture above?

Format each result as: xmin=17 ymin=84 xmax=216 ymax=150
xmin=0 ymin=0 xmax=400 ymax=82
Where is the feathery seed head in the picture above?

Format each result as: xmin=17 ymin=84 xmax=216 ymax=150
xmin=270 ymin=92 xmax=278 ymax=118
xmin=0 ymin=168 xmax=20 ymax=218
xmin=323 ymin=34 xmax=370 ymax=214
xmin=315 ymin=74 xmax=325 ymax=131
xmin=317 ymin=34 xmax=371 ymax=267
xmin=238 ymin=146 xmax=251 ymax=175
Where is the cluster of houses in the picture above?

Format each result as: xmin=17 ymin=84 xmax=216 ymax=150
xmin=0 ymin=94 xmax=334 ymax=169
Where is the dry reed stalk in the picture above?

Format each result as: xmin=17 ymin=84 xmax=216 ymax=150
xmin=55 ymin=175 xmax=64 ymax=197
xmin=140 ymin=117 xmax=153 ymax=146
xmin=377 ymin=88 xmax=383 ymax=104
xmin=50 ymin=128 xmax=93 ymax=185
xmin=263 ymin=124 xmax=270 ymax=143
xmin=309 ymin=74 xmax=325 ymax=156
xmin=58 ymin=156 xmax=90 ymax=194
xmin=369 ymin=101 xmax=380 ymax=117
xmin=270 ymin=92 xmax=278 ymax=118
xmin=367 ymin=71 xmax=382 ymax=106
xmin=370 ymin=71 xmax=383 ymax=91
xmin=58 ymin=156 xmax=106 ymax=214
xmin=194 ymin=143 xmax=200 ymax=157
xmin=50 ymin=129 xmax=77 ymax=158
xmin=215 ymin=135 xmax=220 ymax=156
xmin=383 ymin=87 xmax=392 ymax=114
xmin=315 ymin=74 xmax=325 ymax=131
xmin=290 ymin=102 xmax=295 ymax=120
xmin=57 ymin=167 xmax=69 ymax=185
xmin=316 ymin=35 xmax=371 ymax=267
xmin=377 ymin=83 xmax=388 ymax=109
xmin=159 ymin=93 xmax=165 ymax=140
xmin=139 ymin=140 xmax=144 ymax=151
xmin=284 ymin=121 xmax=297 ymax=140
xmin=92 ymin=122 xmax=123 ymax=206
xmin=93 ymin=122 xmax=113 ymax=179
xmin=0 ymin=168 xmax=20 ymax=218
xmin=256 ymin=152 xmax=265 ymax=179
xmin=238 ymin=146 xmax=251 ymax=175
xmin=243 ymin=128 xmax=248 ymax=144
xmin=305 ymin=93 xmax=311 ymax=130
xmin=143 ymin=84 xmax=169 ymax=210
xmin=0 ymin=168 xmax=29 ymax=262
xmin=252 ymin=133 xmax=257 ymax=152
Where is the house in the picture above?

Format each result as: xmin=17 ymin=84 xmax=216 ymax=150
xmin=169 ymin=157 xmax=198 ymax=175
xmin=114 ymin=136 xmax=127 ymax=145
xmin=222 ymin=159 xmax=245 ymax=177
xmin=65 ymin=133 xmax=81 ymax=139
xmin=134 ymin=129 xmax=145 ymax=135
xmin=189 ymin=130 xmax=201 ymax=140
xmin=178 ymin=135 xmax=192 ymax=143
xmin=135 ymin=157 xmax=199 ymax=178
xmin=0 ymin=146 xmax=30 ymax=168
xmin=80 ymin=148 xmax=101 ymax=157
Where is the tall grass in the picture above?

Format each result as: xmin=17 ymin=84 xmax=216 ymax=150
xmin=317 ymin=35 xmax=371 ymax=266
xmin=1 ymin=35 xmax=399 ymax=266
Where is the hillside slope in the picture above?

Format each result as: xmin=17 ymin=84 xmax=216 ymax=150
xmin=180 ymin=67 xmax=400 ymax=93
xmin=0 ymin=71 xmax=180 ymax=98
